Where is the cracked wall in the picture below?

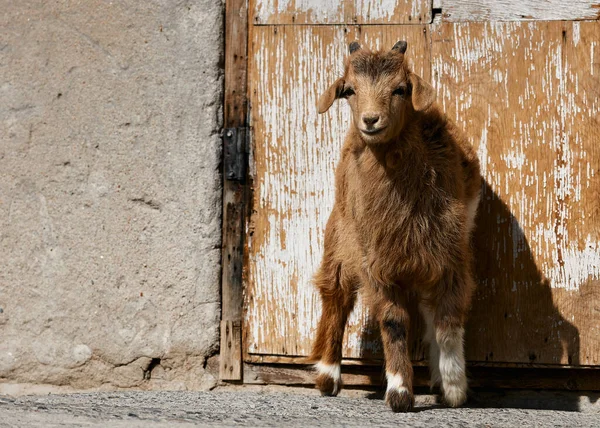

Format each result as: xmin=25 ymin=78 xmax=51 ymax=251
xmin=0 ymin=0 xmax=223 ymax=392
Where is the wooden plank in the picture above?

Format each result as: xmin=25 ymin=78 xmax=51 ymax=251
xmin=244 ymin=362 xmax=393 ymax=386
xmin=250 ymin=0 xmax=431 ymax=25
xmin=225 ymin=0 xmax=249 ymax=128
xmin=431 ymin=21 xmax=600 ymax=366
xmin=244 ymin=363 xmax=600 ymax=390
xmin=220 ymin=320 xmax=243 ymax=380
xmin=246 ymin=354 xmax=394 ymax=366
xmin=442 ymin=0 xmax=600 ymax=22
xmin=354 ymin=0 xmax=431 ymax=24
xmin=245 ymin=25 xmax=432 ymax=360
xmin=251 ymin=0 xmax=350 ymax=25
xmin=246 ymin=354 xmax=600 ymax=369
xmin=246 ymin=19 xmax=600 ymax=368
xmin=221 ymin=180 xmax=246 ymax=323
xmin=220 ymin=0 xmax=249 ymax=381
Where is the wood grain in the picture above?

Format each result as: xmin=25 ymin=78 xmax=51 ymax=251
xmin=431 ymin=21 xmax=600 ymax=365
xmin=354 ymin=0 xmax=431 ymax=24
xmin=250 ymin=0 xmax=431 ymax=25
xmin=243 ymin=363 xmax=600 ymax=390
xmin=245 ymin=354 xmax=600 ymax=369
xmin=220 ymin=0 xmax=249 ymax=381
xmin=442 ymin=0 xmax=600 ymax=22
xmin=244 ymin=20 xmax=600 ymax=367
xmin=220 ymin=320 xmax=243 ymax=380
xmin=245 ymin=25 xmax=432 ymax=361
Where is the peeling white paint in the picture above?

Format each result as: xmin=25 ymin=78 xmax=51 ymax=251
xmin=477 ymin=125 xmax=488 ymax=177
xmin=356 ymin=0 xmax=399 ymax=22
xmin=255 ymin=0 xmax=428 ymax=24
xmin=255 ymin=0 xmax=344 ymax=24
xmin=433 ymin=21 xmax=599 ymax=292
xmin=573 ymin=22 xmax=581 ymax=46
xmin=248 ymin=28 xmax=359 ymax=355
xmin=501 ymin=147 xmax=526 ymax=169
xmin=443 ymin=0 xmax=600 ymax=22
xmin=248 ymin=21 xmax=599 ymax=360
xmin=247 ymin=27 xmax=437 ymax=358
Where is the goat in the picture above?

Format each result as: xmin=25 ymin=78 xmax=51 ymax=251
xmin=310 ymin=41 xmax=481 ymax=412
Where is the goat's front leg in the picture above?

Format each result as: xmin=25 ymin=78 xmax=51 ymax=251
xmin=373 ymin=288 xmax=414 ymax=412
xmin=311 ymin=263 xmax=357 ymax=396
xmin=433 ymin=269 xmax=475 ymax=407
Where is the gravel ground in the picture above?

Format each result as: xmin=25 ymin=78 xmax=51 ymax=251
xmin=1 ymin=386 xmax=599 ymax=427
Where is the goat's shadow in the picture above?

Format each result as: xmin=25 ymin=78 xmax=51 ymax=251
xmin=358 ymin=180 xmax=583 ymax=411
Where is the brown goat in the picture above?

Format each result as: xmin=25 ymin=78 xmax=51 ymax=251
xmin=310 ymin=41 xmax=481 ymax=412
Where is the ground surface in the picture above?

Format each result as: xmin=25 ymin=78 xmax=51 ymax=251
xmin=1 ymin=386 xmax=599 ymax=427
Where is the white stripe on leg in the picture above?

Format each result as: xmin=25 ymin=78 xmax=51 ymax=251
xmin=385 ymin=372 xmax=409 ymax=395
xmin=315 ymin=362 xmax=341 ymax=395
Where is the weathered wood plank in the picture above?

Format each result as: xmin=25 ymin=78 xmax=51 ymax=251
xmin=246 ymin=354 xmax=600 ymax=369
xmin=442 ymin=0 xmax=600 ymax=22
xmin=431 ymin=21 xmax=600 ymax=365
xmin=251 ymin=0 xmax=350 ymax=25
xmin=354 ymin=0 xmax=431 ymax=24
xmin=245 ymin=20 xmax=600 ymax=368
xmin=246 ymin=25 xmax=432 ymax=360
xmin=243 ymin=362 xmax=392 ymax=386
xmin=246 ymin=354 xmax=397 ymax=366
xmin=250 ymin=0 xmax=431 ymax=25
xmin=244 ymin=363 xmax=600 ymax=390
xmin=220 ymin=0 xmax=250 ymax=381
xmin=220 ymin=320 xmax=243 ymax=380
xmin=225 ymin=0 xmax=249 ymax=128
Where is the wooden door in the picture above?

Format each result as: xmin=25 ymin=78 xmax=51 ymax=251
xmin=242 ymin=0 xmax=600 ymax=378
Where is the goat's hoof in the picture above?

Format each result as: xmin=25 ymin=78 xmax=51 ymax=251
xmin=386 ymin=389 xmax=414 ymax=412
xmin=442 ymin=383 xmax=467 ymax=407
xmin=316 ymin=374 xmax=341 ymax=396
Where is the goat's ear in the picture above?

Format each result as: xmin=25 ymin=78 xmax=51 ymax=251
xmin=408 ymin=73 xmax=435 ymax=112
xmin=317 ymin=78 xmax=344 ymax=114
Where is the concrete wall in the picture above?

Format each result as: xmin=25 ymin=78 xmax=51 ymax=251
xmin=0 ymin=0 xmax=223 ymax=392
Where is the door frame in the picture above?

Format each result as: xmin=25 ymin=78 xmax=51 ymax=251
xmin=219 ymin=0 xmax=250 ymax=381
xmin=218 ymin=0 xmax=600 ymax=390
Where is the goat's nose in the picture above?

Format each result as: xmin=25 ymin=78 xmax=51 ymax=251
xmin=362 ymin=113 xmax=380 ymax=126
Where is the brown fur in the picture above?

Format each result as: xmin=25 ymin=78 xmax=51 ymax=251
xmin=311 ymin=44 xmax=481 ymax=412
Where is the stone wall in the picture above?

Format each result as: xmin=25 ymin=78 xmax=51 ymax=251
xmin=0 ymin=0 xmax=223 ymax=392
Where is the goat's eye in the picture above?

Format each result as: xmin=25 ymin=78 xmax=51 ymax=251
xmin=393 ymin=86 xmax=407 ymax=96
xmin=341 ymin=87 xmax=355 ymax=97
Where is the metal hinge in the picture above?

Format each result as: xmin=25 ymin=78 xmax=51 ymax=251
xmin=223 ymin=127 xmax=249 ymax=182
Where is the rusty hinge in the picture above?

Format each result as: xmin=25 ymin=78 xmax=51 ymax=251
xmin=223 ymin=127 xmax=248 ymax=182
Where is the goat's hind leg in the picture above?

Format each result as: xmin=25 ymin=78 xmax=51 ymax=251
xmin=311 ymin=262 xmax=357 ymax=396
xmin=420 ymin=303 xmax=441 ymax=391
xmin=433 ymin=269 xmax=475 ymax=407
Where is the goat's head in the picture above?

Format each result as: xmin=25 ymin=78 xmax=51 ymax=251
xmin=318 ymin=41 xmax=436 ymax=144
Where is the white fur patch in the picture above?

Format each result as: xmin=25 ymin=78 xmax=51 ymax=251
xmin=315 ymin=361 xmax=341 ymax=395
xmin=385 ymin=372 xmax=409 ymax=394
xmin=437 ymin=328 xmax=466 ymax=383
xmin=465 ymin=191 xmax=481 ymax=235
xmin=437 ymin=327 xmax=467 ymax=406
xmin=315 ymin=361 xmax=341 ymax=379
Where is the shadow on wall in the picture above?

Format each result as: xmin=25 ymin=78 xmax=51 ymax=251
xmin=468 ymin=180 xmax=579 ymax=368
xmin=358 ymin=180 xmax=582 ymax=410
